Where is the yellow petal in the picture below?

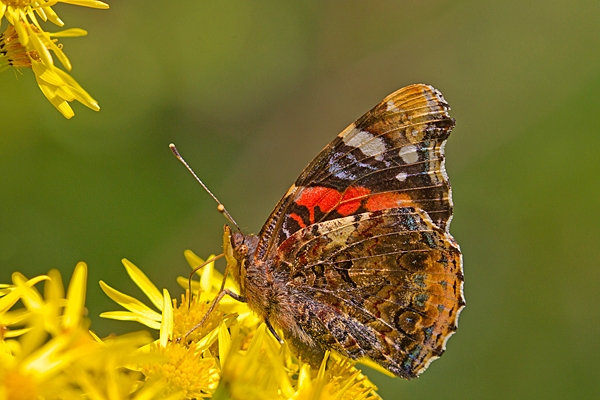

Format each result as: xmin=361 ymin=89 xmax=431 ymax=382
xmin=99 ymin=311 xmax=161 ymax=330
xmin=47 ymin=38 xmax=72 ymax=71
xmin=63 ymin=262 xmax=87 ymax=331
xmin=63 ymin=0 xmax=110 ymax=9
xmin=176 ymin=276 xmax=201 ymax=294
xmin=41 ymin=5 xmax=64 ymax=26
xmin=122 ymin=259 xmax=164 ymax=311
xmin=217 ymin=321 xmax=231 ymax=367
xmin=0 ymin=287 xmax=25 ymax=314
xmin=52 ymin=67 xmax=100 ymax=110
xmin=0 ymin=308 xmax=28 ymax=326
xmin=36 ymin=78 xmax=75 ymax=119
xmin=159 ymin=289 xmax=173 ymax=348
xmin=49 ymin=28 xmax=88 ymax=38
xmin=31 ymin=61 xmax=62 ymax=86
xmin=99 ymin=281 xmax=162 ymax=322
xmin=11 ymin=12 xmax=29 ymax=46
xmin=44 ymin=269 xmax=64 ymax=304
xmin=4 ymin=327 xmax=33 ymax=338
xmin=12 ymin=273 xmax=44 ymax=312
xmin=27 ymin=27 xmax=53 ymax=67
xmin=33 ymin=4 xmax=49 ymax=23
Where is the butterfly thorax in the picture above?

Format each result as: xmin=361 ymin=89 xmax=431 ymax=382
xmin=224 ymin=226 xmax=279 ymax=318
xmin=224 ymin=225 xmax=314 ymax=351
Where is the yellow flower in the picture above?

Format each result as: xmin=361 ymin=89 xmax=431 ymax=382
xmin=0 ymin=263 xmax=164 ymax=399
xmin=293 ymin=353 xmax=382 ymax=400
xmin=0 ymin=0 xmax=108 ymax=67
xmin=0 ymin=1 xmax=108 ymax=118
xmin=0 ymin=23 xmax=99 ymax=118
xmin=0 ymin=0 xmax=109 ymax=37
xmin=102 ymin=251 xmax=383 ymax=400
xmin=215 ymin=322 xmax=381 ymax=400
xmin=101 ymin=256 xmax=253 ymax=397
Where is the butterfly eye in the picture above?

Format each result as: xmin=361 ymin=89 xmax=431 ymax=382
xmin=237 ymin=244 xmax=249 ymax=258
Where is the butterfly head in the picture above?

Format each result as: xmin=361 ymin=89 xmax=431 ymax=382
xmin=222 ymin=225 xmax=259 ymax=295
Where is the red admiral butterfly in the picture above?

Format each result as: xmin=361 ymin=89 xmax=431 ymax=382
xmin=180 ymin=84 xmax=464 ymax=379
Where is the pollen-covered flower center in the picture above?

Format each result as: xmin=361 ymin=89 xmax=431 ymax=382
xmin=140 ymin=343 xmax=219 ymax=397
xmin=2 ymin=370 xmax=39 ymax=400
xmin=0 ymin=25 xmax=41 ymax=68
xmin=2 ymin=0 xmax=32 ymax=8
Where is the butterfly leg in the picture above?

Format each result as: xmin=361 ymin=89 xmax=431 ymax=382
xmin=264 ymin=316 xmax=284 ymax=344
xmin=182 ymin=288 xmax=247 ymax=340
xmin=186 ymin=253 xmax=225 ymax=308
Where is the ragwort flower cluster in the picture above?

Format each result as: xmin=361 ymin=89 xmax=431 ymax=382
xmin=0 ymin=262 xmax=164 ymax=399
xmin=0 ymin=0 xmax=109 ymax=118
xmin=1 ymin=251 xmax=382 ymax=398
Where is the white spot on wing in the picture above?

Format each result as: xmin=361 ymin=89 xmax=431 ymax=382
xmin=328 ymin=151 xmax=357 ymax=180
xmin=342 ymin=128 xmax=386 ymax=161
xmin=395 ymin=171 xmax=408 ymax=181
xmin=329 ymin=164 xmax=356 ymax=180
xmin=386 ymin=100 xmax=400 ymax=113
xmin=398 ymin=144 xmax=419 ymax=164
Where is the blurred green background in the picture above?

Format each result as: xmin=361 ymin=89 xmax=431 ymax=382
xmin=1 ymin=1 xmax=599 ymax=398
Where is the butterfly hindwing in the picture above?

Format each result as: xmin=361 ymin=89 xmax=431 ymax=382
xmin=267 ymin=206 xmax=464 ymax=379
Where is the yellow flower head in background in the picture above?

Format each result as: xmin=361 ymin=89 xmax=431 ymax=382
xmin=0 ymin=1 xmax=109 ymax=31
xmin=0 ymin=0 xmax=109 ymax=118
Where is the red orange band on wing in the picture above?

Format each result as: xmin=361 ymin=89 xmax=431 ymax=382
xmin=288 ymin=213 xmax=307 ymax=229
xmin=295 ymin=186 xmax=370 ymax=223
xmin=293 ymin=186 xmax=418 ymax=226
xmin=365 ymin=192 xmax=415 ymax=212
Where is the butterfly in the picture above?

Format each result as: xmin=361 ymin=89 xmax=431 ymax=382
xmin=214 ymin=84 xmax=464 ymax=379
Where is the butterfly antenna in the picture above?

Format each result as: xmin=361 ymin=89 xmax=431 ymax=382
xmin=169 ymin=143 xmax=242 ymax=232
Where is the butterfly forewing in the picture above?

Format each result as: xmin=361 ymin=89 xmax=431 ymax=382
xmin=255 ymin=84 xmax=456 ymax=262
